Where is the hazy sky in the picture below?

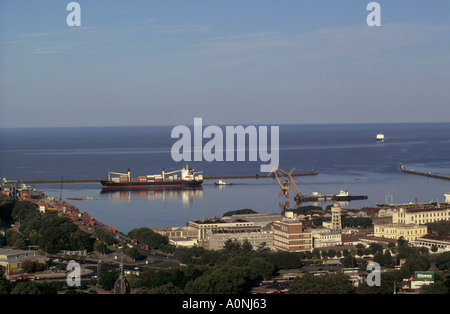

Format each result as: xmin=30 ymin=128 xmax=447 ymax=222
xmin=1 ymin=0 xmax=449 ymax=128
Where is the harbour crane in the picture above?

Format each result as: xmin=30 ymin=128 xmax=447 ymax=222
xmin=268 ymin=167 xmax=303 ymax=206
xmin=268 ymin=168 xmax=290 ymax=198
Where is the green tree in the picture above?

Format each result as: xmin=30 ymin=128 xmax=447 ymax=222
xmin=0 ymin=196 xmax=16 ymax=222
xmin=426 ymin=220 xmax=450 ymax=236
xmin=148 ymin=282 xmax=184 ymax=294
xmin=11 ymin=281 xmax=41 ymax=294
xmin=419 ymin=281 xmax=448 ymax=294
xmin=0 ymin=268 xmax=11 ymax=294
xmin=93 ymin=228 xmax=114 ymax=245
xmin=5 ymin=229 xmax=24 ymax=247
xmin=21 ymin=260 xmax=45 ymax=273
xmin=266 ymin=251 xmax=303 ymax=270
xmin=174 ymin=247 xmax=195 ymax=264
xmin=224 ymin=239 xmax=242 ymax=252
xmin=374 ymin=250 xmax=393 ymax=267
xmin=222 ymin=209 xmax=257 ymax=217
xmin=241 ymin=239 xmax=253 ymax=252
xmin=13 ymin=237 xmax=27 ymax=250
xmin=289 ymin=273 xmax=352 ymax=294
xmin=124 ymin=246 xmax=141 ymax=261
xmin=100 ymin=270 xmax=119 ymax=290
xmin=327 ymin=249 xmax=336 ymax=259
xmin=342 ymin=254 xmax=357 ymax=268
xmin=357 ymin=271 xmax=400 ymax=294
xmin=95 ymin=241 xmax=107 ymax=255
xmin=312 ymin=248 xmax=321 ymax=259
xmin=368 ymin=243 xmax=383 ymax=255
xmin=399 ymin=254 xmax=430 ymax=278
xmin=69 ymin=229 xmax=92 ymax=251
xmin=248 ymin=257 xmax=275 ymax=280
xmin=435 ymin=251 xmax=450 ymax=271
xmin=397 ymin=236 xmax=408 ymax=247
xmin=127 ymin=227 xmax=169 ymax=250
xmin=184 ymin=266 xmax=255 ymax=294
xmin=431 ymin=245 xmax=438 ymax=253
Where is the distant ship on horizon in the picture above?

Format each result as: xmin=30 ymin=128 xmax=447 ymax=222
xmin=376 ymin=133 xmax=384 ymax=142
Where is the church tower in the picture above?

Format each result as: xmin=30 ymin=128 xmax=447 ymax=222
xmin=114 ymin=256 xmax=130 ymax=294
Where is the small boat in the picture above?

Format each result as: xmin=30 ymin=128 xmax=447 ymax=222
xmin=66 ymin=197 xmax=94 ymax=200
xmin=215 ymin=179 xmax=233 ymax=186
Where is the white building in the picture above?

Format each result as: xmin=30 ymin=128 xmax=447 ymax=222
xmin=312 ymin=230 xmax=342 ymax=248
xmin=445 ymin=193 xmax=450 ymax=203
xmin=411 ymin=235 xmax=450 ymax=253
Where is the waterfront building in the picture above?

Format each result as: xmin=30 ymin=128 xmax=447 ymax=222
xmin=374 ymin=223 xmax=427 ymax=242
xmin=272 ymin=220 xmax=312 ymax=252
xmin=392 ymin=205 xmax=450 ymax=225
xmin=186 ymin=219 xmax=256 ymax=242
xmin=152 ymin=226 xmax=198 ymax=239
xmin=205 ymin=226 xmax=273 ymax=250
xmin=221 ymin=212 xmax=282 ymax=228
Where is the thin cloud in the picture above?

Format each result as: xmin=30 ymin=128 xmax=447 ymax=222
xmin=19 ymin=27 xmax=95 ymax=38
xmin=158 ymin=24 xmax=211 ymax=33
xmin=31 ymin=45 xmax=70 ymax=54
xmin=185 ymin=23 xmax=450 ymax=70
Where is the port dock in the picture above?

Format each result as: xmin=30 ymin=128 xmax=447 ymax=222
xmin=10 ymin=171 xmax=318 ymax=184
xmin=400 ymin=163 xmax=450 ymax=181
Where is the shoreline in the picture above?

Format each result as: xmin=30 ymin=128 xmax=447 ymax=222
xmin=9 ymin=171 xmax=318 ymax=184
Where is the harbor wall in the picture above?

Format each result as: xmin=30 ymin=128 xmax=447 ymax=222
xmin=400 ymin=163 xmax=450 ymax=181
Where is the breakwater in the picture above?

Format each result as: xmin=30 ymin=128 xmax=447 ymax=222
xmin=400 ymin=163 xmax=450 ymax=181
xmin=13 ymin=171 xmax=318 ymax=184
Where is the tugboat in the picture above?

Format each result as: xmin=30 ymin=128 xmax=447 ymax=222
xmin=215 ymin=179 xmax=233 ymax=186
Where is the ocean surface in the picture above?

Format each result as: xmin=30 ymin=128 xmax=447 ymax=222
xmin=1 ymin=123 xmax=450 ymax=234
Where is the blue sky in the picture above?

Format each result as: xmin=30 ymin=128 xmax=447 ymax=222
xmin=1 ymin=0 xmax=450 ymax=128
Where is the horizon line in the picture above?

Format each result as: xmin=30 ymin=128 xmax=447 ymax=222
xmin=1 ymin=121 xmax=449 ymax=130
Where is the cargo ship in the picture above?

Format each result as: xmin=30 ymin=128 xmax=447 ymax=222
xmin=100 ymin=165 xmax=203 ymax=189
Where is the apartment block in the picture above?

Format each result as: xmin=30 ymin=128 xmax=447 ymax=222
xmin=272 ymin=220 xmax=312 ymax=252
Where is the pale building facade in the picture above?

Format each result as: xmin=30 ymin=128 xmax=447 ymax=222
xmin=374 ymin=223 xmax=427 ymax=242
xmin=392 ymin=206 xmax=450 ymax=225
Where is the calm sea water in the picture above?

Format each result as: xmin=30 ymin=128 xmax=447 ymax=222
xmin=1 ymin=123 xmax=450 ymax=233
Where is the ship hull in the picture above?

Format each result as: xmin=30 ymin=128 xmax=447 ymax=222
xmin=296 ymin=194 xmax=368 ymax=202
xmin=100 ymin=180 xmax=203 ymax=189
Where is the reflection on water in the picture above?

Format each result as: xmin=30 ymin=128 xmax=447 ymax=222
xmin=100 ymin=187 xmax=204 ymax=206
